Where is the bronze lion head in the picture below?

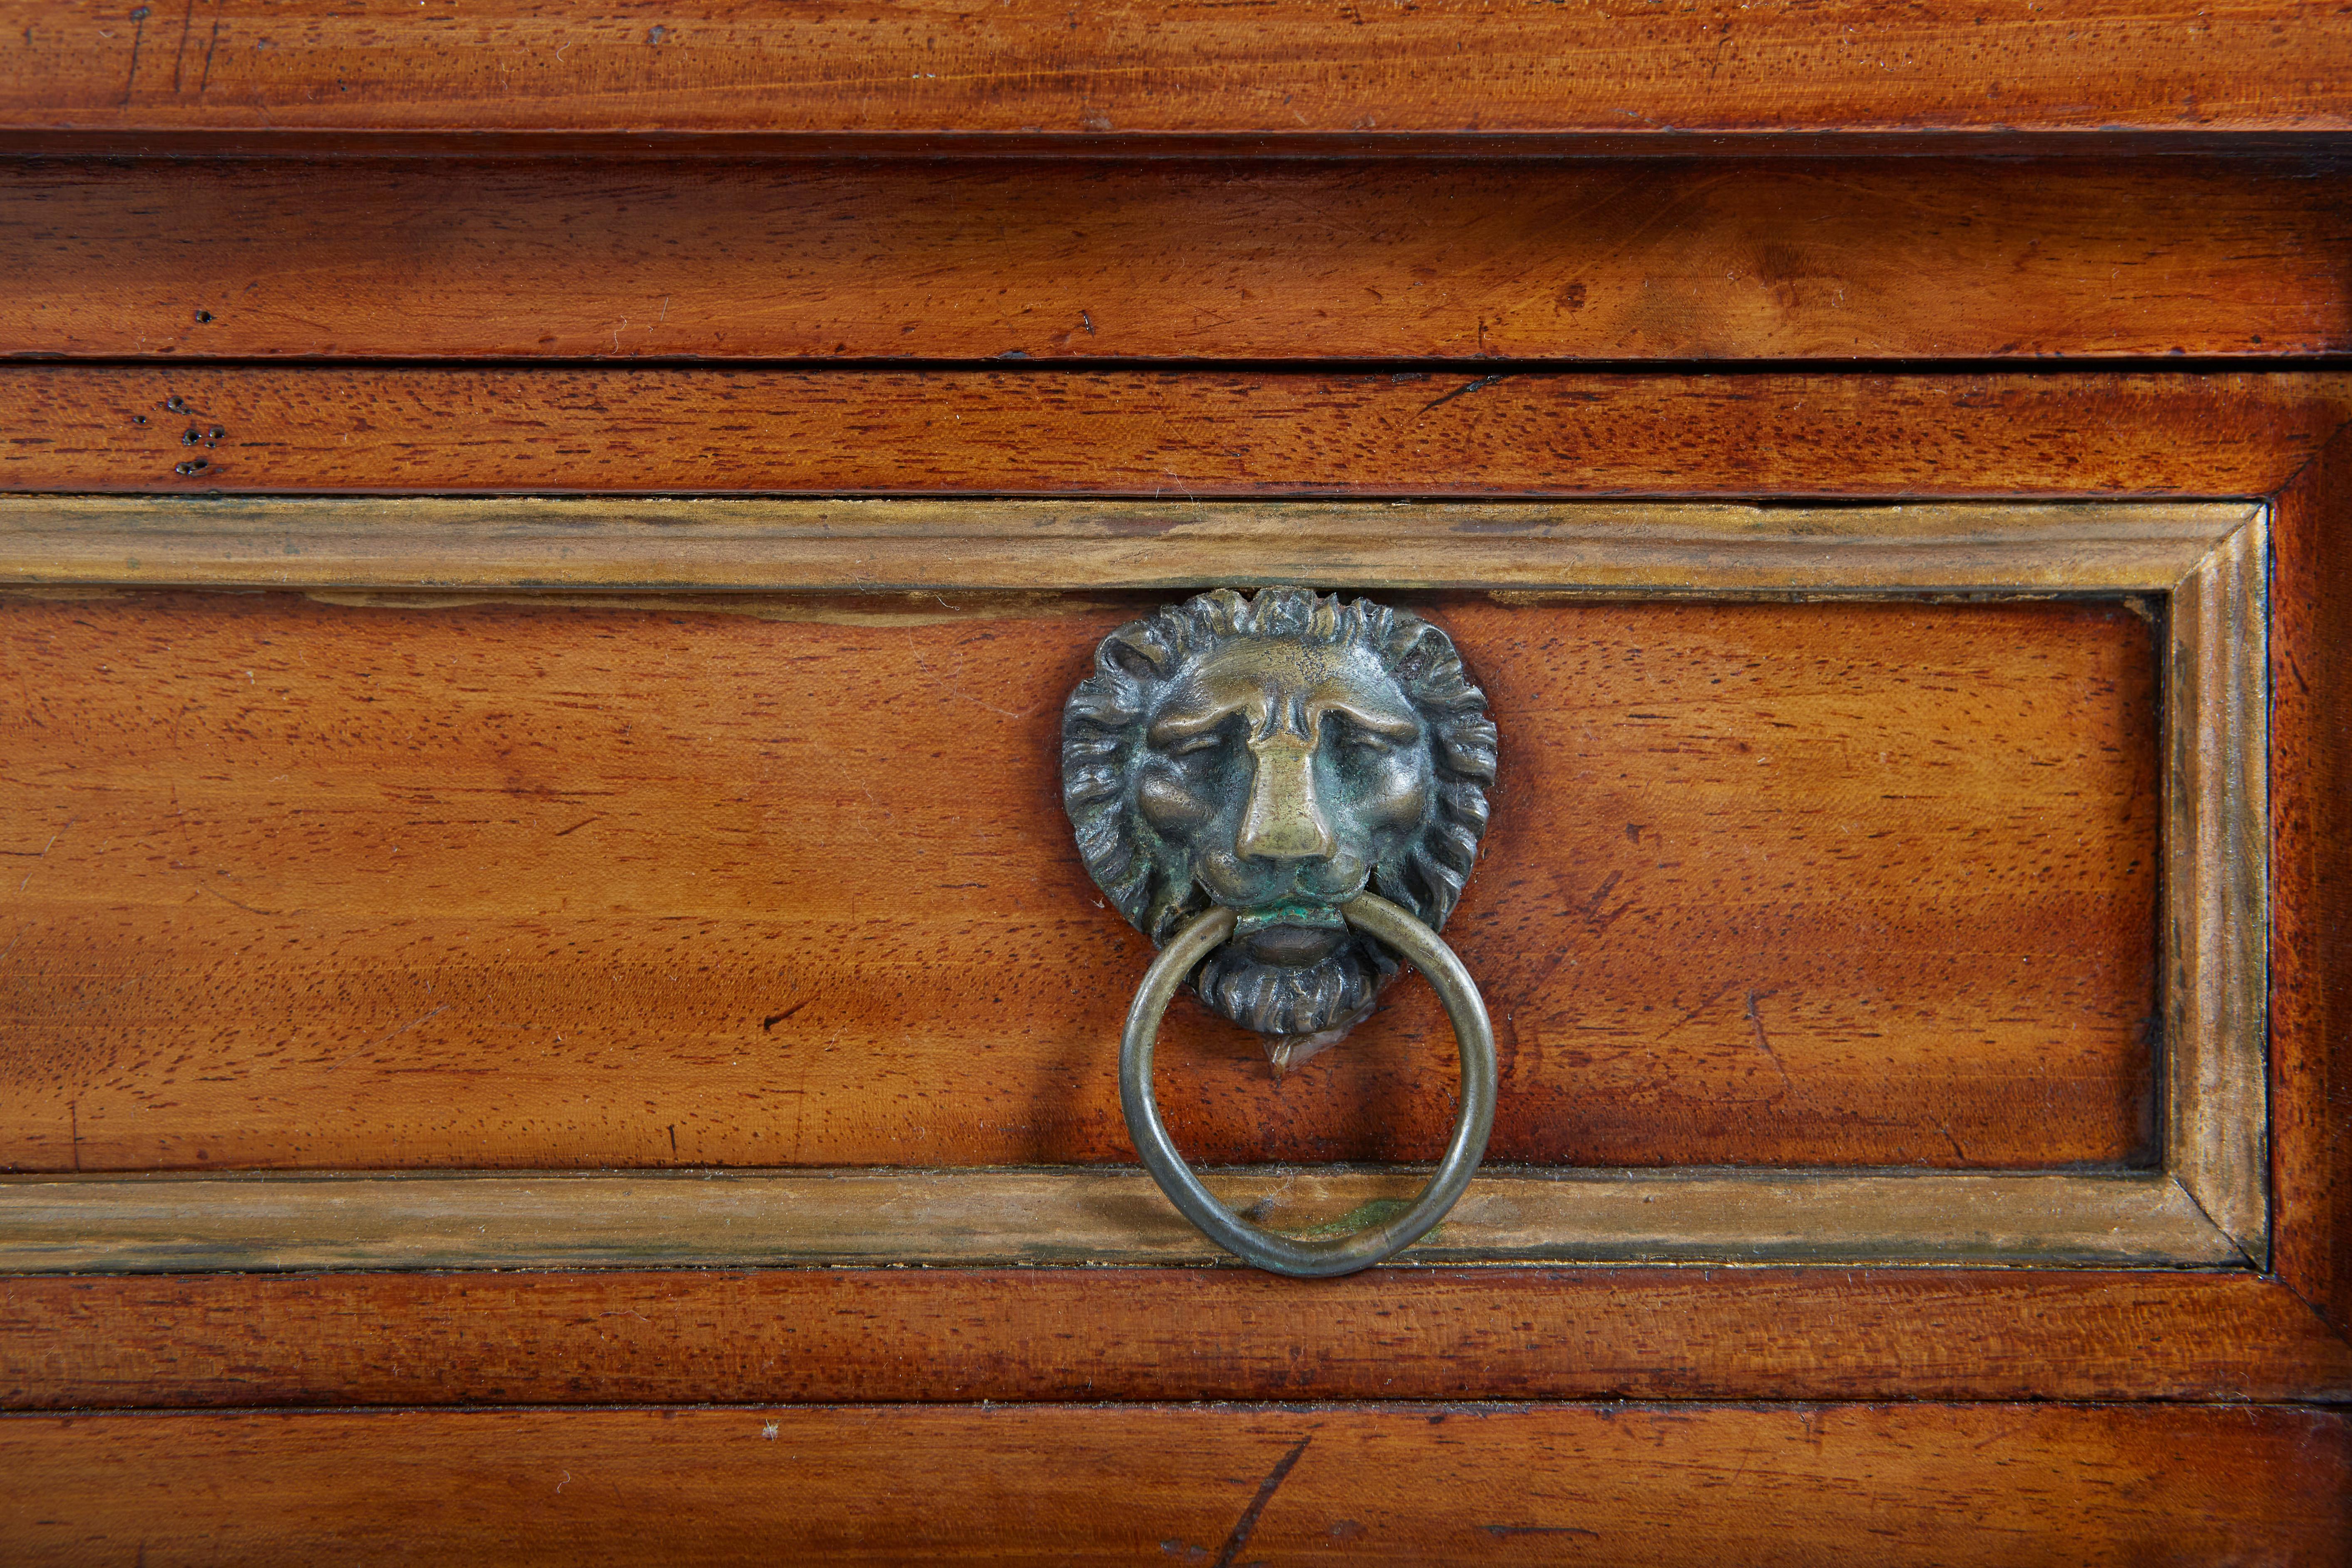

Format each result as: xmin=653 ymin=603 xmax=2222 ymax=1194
xmin=1063 ymin=587 xmax=1496 ymax=1059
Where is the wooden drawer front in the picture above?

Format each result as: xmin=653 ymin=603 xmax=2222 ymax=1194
xmin=0 ymin=490 xmax=2268 ymax=1274
xmin=4 ymin=156 xmax=2347 ymax=365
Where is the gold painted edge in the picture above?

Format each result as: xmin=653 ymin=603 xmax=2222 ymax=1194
xmin=0 ymin=1169 xmax=2243 ymax=1273
xmin=2165 ymin=513 xmax=2271 ymax=1261
xmin=0 ymin=497 xmax=2262 ymax=593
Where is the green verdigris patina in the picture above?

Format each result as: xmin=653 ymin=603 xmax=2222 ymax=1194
xmin=1061 ymin=585 xmax=1497 ymax=1062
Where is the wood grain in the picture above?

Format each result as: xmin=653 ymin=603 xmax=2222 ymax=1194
xmin=5 ymin=156 xmax=2347 ymax=361
xmin=0 ymin=1169 xmax=2241 ymax=1273
xmin=2270 ymin=418 xmax=2352 ymax=1335
xmin=7 ymin=1268 xmax=2346 ymax=1410
xmin=2166 ymin=515 xmax=2270 ymax=1256
xmin=3 ymin=0 xmax=2346 ymax=135
xmin=0 ymin=30 xmax=2337 ymax=1545
xmin=0 ymin=590 xmax=2162 ymax=1173
xmin=0 ymin=496 xmax=2255 ymax=593
xmin=2 ymin=367 xmax=2340 ymax=499
xmin=2 ymin=1403 xmax=2345 ymax=1566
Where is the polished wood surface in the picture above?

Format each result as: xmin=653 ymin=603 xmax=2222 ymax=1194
xmin=4 ymin=0 xmax=2345 ymax=136
xmin=2270 ymin=418 xmax=2352 ymax=1336
xmin=0 ymin=590 xmax=2159 ymax=1173
xmin=2 ymin=367 xmax=2340 ymax=498
xmin=4 ymin=9 xmax=2347 ymax=1551
xmin=10 ymin=1267 xmax=2348 ymax=1409
xmin=6 ymin=157 xmax=2346 ymax=362
xmin=4 ymin=1403 xmax=2345 ymax=1566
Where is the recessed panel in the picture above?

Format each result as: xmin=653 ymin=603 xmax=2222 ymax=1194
xmin=0 ymin=589 xmax=2157 ymax=1172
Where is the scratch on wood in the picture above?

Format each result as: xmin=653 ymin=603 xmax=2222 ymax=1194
xmin=169 ymin=0 xmax=192 ymax=92
xmin=195 ymin=881 xmax=293 ymax=918
xmin=1745 ymin=988 xmax=1794 ymax=1094
xmin=761 ymin=998 xmax=813 ymax=1032
xmin=0 ymin=829 xmax=63 ymax=858
xmin=1214 ymin=1434 xmax=1311 ymax=1568
xmin=1658 ymin=982 xmax=1735 ymax=1041
xmin=1577 ymin=868 xmax=1635 ymax=933
xmin=1418 ymin=372 xmax=1509 ymax=414
xmin=196 ymin=0 xmax=220 ymax=96
xmin=120 ymin=5 xmax=149 ymax=107
xmin=1578 ymin=868 xmax=1622 ymax=918
xmin=1485 ymin=1524 xmax=1601 ymax=1540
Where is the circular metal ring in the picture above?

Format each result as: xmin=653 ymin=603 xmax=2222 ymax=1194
xmin=1118 ymin=893 xmax=1498 ymax=1278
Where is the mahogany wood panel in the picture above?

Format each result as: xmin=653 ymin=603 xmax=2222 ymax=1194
xmin=4 ymin=0 xmax=2347 ymax=136
xmin=2 ymin=367 xmax=2345 ymax=497
xmin=2271 ymin=418 xmax=2352 ymax=1334
xmin=6 ymin=1268 xmax=2348 ymax=1409
xmin=3 ymin=1403 xmax=2345 ymax=1566
xmin=0 ymin=590 xmax=2159 ymax=1173
xmin=7 ymin=157 xmax=2347 ymax=362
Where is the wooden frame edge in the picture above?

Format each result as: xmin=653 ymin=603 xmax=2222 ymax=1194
xmin=0 ymin=1168 xmax=2248 ymax=1274
xmin=0 ymin=495 xmax=2269 ymax=1275
xmin=0 ymin=496 xmax=2257 ymax=594
xmin=2167 ymin=512 xmax=2272 ymax=1261
xmin=2265 ymin=414 xmax=2352 ymax=1338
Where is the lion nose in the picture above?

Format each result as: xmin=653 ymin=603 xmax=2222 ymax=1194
xmin=1237 ymin=732 xmax=1336 ymax=863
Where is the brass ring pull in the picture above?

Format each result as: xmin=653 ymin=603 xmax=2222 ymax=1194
xmin=1119 ymin=893 xmax=1498 ymax=1278
xmin=1068 ymin=586 xmax=1503 ymax=1279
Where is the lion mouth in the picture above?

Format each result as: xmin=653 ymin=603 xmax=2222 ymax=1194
xmin=1237 ymin=924 xmax=1348 ymax=966
xmin=1195 ymin=849 xmax=1370 ymax=923
xmin=1228 ymin=901 xmax=1349 ymax=965
xmin=1231 ymin=901 xmax=1345 ymax=936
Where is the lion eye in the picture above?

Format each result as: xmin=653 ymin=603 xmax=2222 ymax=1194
xmin=1336 ymin=727 xmax=1395 ymax=755
xmin=1164 ymin=733 xmax=1224 ymax=758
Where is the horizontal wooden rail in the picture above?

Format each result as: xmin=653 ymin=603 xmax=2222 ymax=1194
xmin=6 ymin=156 xmax=2346 ymax=362
xmin=0 ymin=497 xmax=2260 ymax=593
xmin=9 ymin=1267 xmax=2350 ymax=1408
xmin=0 ymin=369 xmax=2342 ymax=499
xmin=0 ymin=1167 xmax=2248 ymax=1272
xmin=4 ymin=1 xmax=2347 ymax=136
xmin=3 ymin=1403 xmax=2345 ymax=1565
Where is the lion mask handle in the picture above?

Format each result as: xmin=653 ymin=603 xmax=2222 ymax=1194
xmin=1062 ymin=586 xmax=1500 ymax=1277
